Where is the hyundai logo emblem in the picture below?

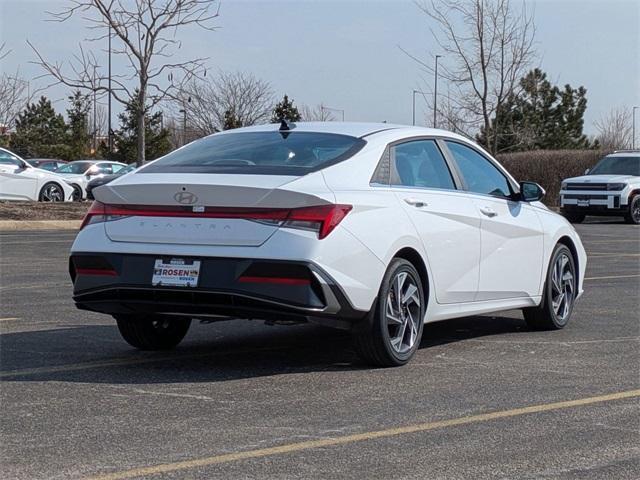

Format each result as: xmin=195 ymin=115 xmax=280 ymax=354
xmin=174 ymin=191 xmax=198 ymax=204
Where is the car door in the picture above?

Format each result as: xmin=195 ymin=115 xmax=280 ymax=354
xmin=443 ymin=140 xmax=544 ymax=301
xmin=390 ymin=139 xmax=481 ymax=304
xmin=0 ymin=152 xmax=38 ymax=200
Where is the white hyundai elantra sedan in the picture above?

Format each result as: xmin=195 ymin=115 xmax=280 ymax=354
xmin=69 ymin=122 xmax=586 ymax=366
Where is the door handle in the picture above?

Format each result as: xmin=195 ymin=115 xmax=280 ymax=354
xmin=480 ymin=206 xmax=497 ymax=217
xmin=404 ymin=198 xmax=427 ymax=208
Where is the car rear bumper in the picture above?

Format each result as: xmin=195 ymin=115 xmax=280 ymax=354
xmin=70 ymin=253 xmax=370 ymax=329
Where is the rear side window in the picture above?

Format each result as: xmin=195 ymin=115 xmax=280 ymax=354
xmin=445 ymin=141 xmax=512 ymax=198
xmin=141 ymin=131 xmax=366 ymax=175
xmin=391 ymin=140 xmax=455 ymax=190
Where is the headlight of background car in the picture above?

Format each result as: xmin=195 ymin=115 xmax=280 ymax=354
xmin=606 ymin=183 xmax=626 ymax=191
xmin=561 ymin=182 xmax=568 ymax=190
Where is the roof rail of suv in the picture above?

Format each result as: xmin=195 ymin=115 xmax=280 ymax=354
xmin=612 ymin=149 xmax=640 ymax=153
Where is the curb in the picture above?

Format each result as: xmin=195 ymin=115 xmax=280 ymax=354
xmin=0 ymin=220 xmax=81 ymax=231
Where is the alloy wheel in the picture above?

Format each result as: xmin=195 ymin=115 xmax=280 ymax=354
xmin=41 ymin=184 xmax=63 ymax=202
xmin=386 ymin=271 xmax=421 ymax=354
xmin=632 ymin=198 xmax=640 ymax=223
xmin=551 ymin=253 xmax=574 ymax=323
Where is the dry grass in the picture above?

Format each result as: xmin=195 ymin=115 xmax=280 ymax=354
xmin=0 ymin=201 xmax=90 ymax=220
xmin=497 ymin=149 xmax=607 ymax=206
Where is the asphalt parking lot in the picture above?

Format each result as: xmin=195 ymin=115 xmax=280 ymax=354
xmin=1 ymin=219 xmax=639 ymax=480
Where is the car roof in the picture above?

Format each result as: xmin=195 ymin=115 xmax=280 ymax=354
xmin=217 ymin=122 xmax=405 ymax=138
xmin=216 ymin=121 xmax=473 ymax=142
xmin=608 ymin=151 xmax=640 ymax=157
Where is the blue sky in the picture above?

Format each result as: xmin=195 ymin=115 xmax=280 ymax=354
xmin=1 ymin=0 xmax=639 ymax=134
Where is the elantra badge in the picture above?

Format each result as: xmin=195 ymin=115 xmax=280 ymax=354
xmin=174 ymin=191 xmax=198 ymax=204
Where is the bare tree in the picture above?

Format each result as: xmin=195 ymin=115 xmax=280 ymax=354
xmin=30 ymin=0 xmax=219 ymax=165
xmin=406 ymin=0 xmax=536 ymax=153
xmin=300 ymin=103 xmax=336 ymax=122
xmin=180 ymin=71 xmax=274 ymax=138
xmin=0 ymin=44 xmax=33 ymax=131
xmin=594 ymin=107 xmax=634 ymax=151
xmin=0 ymin=72 xmax=31 ymax=132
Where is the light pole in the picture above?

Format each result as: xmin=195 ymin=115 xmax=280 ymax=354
xmin=433 ymin=55 xmax=442 ymax=128
xmin=412 ymin=90 xmax=427 ymax=126
xmin=320 ymin=105 xmax=345 ymax=121
xmin=108 ymin=23 xmax=113 ymax=153
xmin=633 ymin=106 xmax=639 ymax=150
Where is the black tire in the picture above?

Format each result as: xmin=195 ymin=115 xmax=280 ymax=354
xmin=38 ymin=182 xmax=65 ymax=202
xmin=523 ymin=244 xmax=576 ymax=330
xmin=563 ymin=212 xmax=585 ymax=224
xmin=624 ymin=195 xmax=640 ymax=225
xmin=70 ymin=184 xmax=83 ymax=202
xmin=114 ymin=315 xmax=191 ymax=350
xmin=352 ymin=258 xmax=425 ymax=367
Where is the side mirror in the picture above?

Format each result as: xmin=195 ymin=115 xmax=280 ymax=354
xmin=584 ymin=168 xmax=590 ymax=175
xmin=520 ymin=181 xmax=545 ymax=202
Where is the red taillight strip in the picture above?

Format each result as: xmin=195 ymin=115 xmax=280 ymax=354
xmin=238 ymin=276 xmax=311 ymax=286
xmin=80 ymin=201 xmax=353 ymax=239
xmin=76 ymin=268 xmax=117 ymax=276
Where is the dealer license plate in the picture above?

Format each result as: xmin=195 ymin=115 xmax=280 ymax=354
xmin=152 ymin=258 xmax=201 ymax=287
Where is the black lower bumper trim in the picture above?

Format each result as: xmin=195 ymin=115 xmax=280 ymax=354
xmin=71 ymin=253 xmax=369 ymax=328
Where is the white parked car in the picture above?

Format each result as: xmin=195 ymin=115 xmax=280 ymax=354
xmin=560 ymin=151 xmax=640 ymax=224
xmin=55 ymin=160 xmax=128 ymax=201
xmin=69 ymin=122 xmax=587 ymax=366
xmin=0 ymin=147 xmax=74 ymax=202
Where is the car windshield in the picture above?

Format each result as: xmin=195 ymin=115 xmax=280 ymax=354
xmin=56 ymin=161 xmax=94 ymax=174
xmin=589 ymin=156 xmax=640 ymax=176
xmin=119 ymin=164 xmax=136 ymax=174
xmin=141 ymin=131 xmax=366 ymax=175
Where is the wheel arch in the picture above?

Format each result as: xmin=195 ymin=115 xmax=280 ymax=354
xmin=392 ymin=247 xmax=430 ymax=303
xmin=556 ymin=235 xmax=580 ymax=288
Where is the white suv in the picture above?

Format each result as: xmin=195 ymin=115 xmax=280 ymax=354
xmin=560 ymin=151 xmax=640 ymax=224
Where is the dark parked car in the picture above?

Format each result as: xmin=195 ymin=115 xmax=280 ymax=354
xmin=26 ymin=159 xmax=68 ymax=172
xmin=86 ymin=164 xmax=136 ymax=199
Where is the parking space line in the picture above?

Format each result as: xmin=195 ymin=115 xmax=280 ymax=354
xmin=584 ymin=274 xmax=640 ymax=281
xmin=588 ymin=253 xmax=640 ymax=257
xmin=85 ymin=389 xmax=640 ymax=480
xmin=0 ymin=317 xmax=20 ymax=322
xmin=584 ymin=240 xmax=640 ymax=245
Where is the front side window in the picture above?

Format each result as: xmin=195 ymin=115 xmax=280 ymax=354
xmin=0 ymin=150 xmax=22 ymax=166
xmin=111 ymin=163 xmax=126 ymax=173
xmin=141 ymin=131 xmax=366 ymax=175
xmin=446 ymin=141 xmax=512 ymax=198
xmin=391 ymin=140 xmax=455 ymax=190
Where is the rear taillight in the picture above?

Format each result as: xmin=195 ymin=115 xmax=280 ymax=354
xmin=283 ymin=204 xmax=352 ymax=239
xmin=80 ymin=201 xmax=106 ymax=230
xmin=79 ymin=202 xmax=352 ymax=239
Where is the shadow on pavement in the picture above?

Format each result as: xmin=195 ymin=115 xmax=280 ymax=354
xmin=1 ymin=314 xmax=527 ymax=384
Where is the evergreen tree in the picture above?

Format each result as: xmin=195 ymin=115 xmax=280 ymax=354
xmin=10 ymin=96 xmax=70 ymax=159
xmin=271 ymin=94 xmax=301 ymax=123
xmin=111 ymin=93 xmax=172 ymax=163
xmin=222 ymin=109 xmax=242 ymax=130
xmin=66 ymin=90 xmax=91 ymax=159
xmin=478 ymin=69 xmax=593 ymax=152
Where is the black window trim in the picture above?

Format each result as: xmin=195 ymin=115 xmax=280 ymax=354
xmin=369 ymin=135 xmax=464 ymax=191
xmin=439 ymin=139 xmax=522 ymax=201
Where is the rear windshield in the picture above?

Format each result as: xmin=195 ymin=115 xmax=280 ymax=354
xmin=141 ymin=131 xmax=366 ymax=175
xmin=590 ymin=156 xmax=640 ymax=176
